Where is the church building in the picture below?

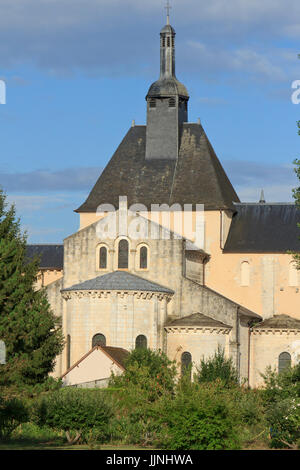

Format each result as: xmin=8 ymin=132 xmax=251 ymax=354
xmin=28 ymin=16 xmax=300 ymax=388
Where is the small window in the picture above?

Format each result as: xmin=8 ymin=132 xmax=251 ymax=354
xmin=149 ymin=98 xmax=156 ymax=108
xmin=140 ymin=246 xmax=148 ymax=269
xmin=118 ymin=239 xmax=129 ymax=269
xmin=172 ymin=37 xmax=175 ymax=47
xmin=167 ymin=37 xmax=170 ymax=47
xmin=92 ymin=334 xmax=106 ymax=348
xmin=136 ymin=335 xmax=147 ymax=349
xmin=99 ymin=246 xmax=107 ymax=269
xmin=181 ymin=352 xmax=192 ymax=379
xmin=278 ymin=352 xmax=291 ymax=373
xmin=66 ymin=335 xmax=71 ymax=370
xmin=161 ymin=36 xmax=165 ymax=48
xmin=241 ymin=261 xmax=250 ymax=286
xmin=169 ymin=97 xmax=176 ymax=108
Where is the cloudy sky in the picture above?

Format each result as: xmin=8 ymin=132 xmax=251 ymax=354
xmin=0 ymin=0 xmax=300 ymax=243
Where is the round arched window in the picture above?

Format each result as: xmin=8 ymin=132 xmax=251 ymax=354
xmin=181 ymin=351 xmax=192 ymax=379
xmin=135 ymin=335 xmax=147 ymax=349
xmin=99 ymin=246 xmax=107 ymax=269
xmin=278 ymin=352 xmax=291 ymax=374
xmin=92 ymin=334 xmax=106 ymax=348
xmin=118 ymin=239 xmax=129 ymax=269
xmin=139 ymin=246 xmax=148 ymax=269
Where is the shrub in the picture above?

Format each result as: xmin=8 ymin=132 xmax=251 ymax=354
xmin=0 ymin=395 xmax=29 ymax=441
xmin=109 ymin=348 xmax=177 ymax=402
xmin=156 ymin=382 xmax=241 ymax=450
xmin=33 ymin=388 xmax=113 ymax=444
xmin=195 ymin=347 xmax=238 ymax=387
xmin=262 ymin=364 xmax=300 ymax=448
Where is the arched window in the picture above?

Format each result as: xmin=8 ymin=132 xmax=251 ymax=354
xmin=118 ymin=239 xmax=129 ymax=269
xmin=66 ymin=335 xmax=71 ymax=370
xmin=241 ymin=261 xmax=250 ymax=286
xmin=181 ymin=352 xmax=192 ymax=379
xmin=169 ymin=97 xmax=176 ymax=108
xmin=99 ymin=246 xmax=107 ymax=269
xmin=140 ymin=246 xmax=148 ymax=269
xmin=149 ymin=98 xmax=156 ymax=108
xmin=135 ymin=335 xmax=147 ymax=349
xmin=289 ymin=261 xmax=298 ymax=287
xmin=92 ymin=333 xmax=106 ymax=348
xmin=278 ymin=352 xmax=291 ymax=374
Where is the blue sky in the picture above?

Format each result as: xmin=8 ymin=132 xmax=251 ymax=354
xmin=0 ymin=0 xmax=300 ymax=243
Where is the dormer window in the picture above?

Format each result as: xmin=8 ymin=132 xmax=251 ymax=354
xmin=149 ymin=98 xmax=156 ymax=108
xmin=169 ymin=97 xmax=176 ymax=107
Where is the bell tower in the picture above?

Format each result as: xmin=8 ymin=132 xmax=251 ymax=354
xmin=145 ymin=9 xmax=189 ymax=160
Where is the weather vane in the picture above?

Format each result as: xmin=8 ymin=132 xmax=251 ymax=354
xmin=165 ymin=0 xmax=172 ymax=24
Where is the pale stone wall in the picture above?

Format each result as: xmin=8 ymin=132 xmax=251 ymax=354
xmin=35 ymin=269 xmax=63 ymax=289
xmin=250 ymin=330 xmax=300 ymax=387
xmin=166 ymin=329 xmax=230 ymax=378
xmin=60 ymin=291 xmax=169 ymax=374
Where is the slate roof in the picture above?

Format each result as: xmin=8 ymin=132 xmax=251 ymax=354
xmin=61 ymin=345 xmax=129 ymax=378
xmin=166 ymin=313 xmax=232 ymax=329
xmin=62 ymin=270 xmax=174 ymax=294
xmin=25 ymin=244 xmax=64 ymax=269
xmin=253 ymin=314 xmax=300 ymax=330
xmin=76 ymin=124 xmax=240 ymax=213
xmin=223 ymin=203 xmax=300 ymax=253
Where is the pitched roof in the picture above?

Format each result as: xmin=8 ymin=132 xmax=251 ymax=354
xmin=76 ymin=124 xmax=240 ymax=213
xmin=25 ymin=244 xmax=64 ymax=269
xmin=62 ymin=270 xmax=174 ymax=294
xmin=165 ymin=312 xmax=232 ymax=329
xmin=223 ymin=203 xmax=300 ymax=253
xmin=61 ymin=345 xmax=129 ymax=378
xmin=253 ymin=314 xmax=300 ymax=330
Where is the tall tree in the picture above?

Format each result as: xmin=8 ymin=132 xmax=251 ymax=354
xmin=0 ymin=189 xmax=63 ymax=387
xmin=292 ymin=120 xmax=300 ymax=269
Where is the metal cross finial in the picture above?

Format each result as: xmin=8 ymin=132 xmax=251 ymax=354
xmin=165 ymin=0 xmax=172 ymax=24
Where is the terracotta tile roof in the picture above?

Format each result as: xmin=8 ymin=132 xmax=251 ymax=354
xmin=165 ymin=312 xmax=232 ymax=329
xmin=253 ymin=314 xmax=300 ymax=330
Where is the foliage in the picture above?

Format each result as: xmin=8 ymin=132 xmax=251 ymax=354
xmin=262 ymin=363 xmax=300 ymax=448
xmin=33 ymin=388 xmax=113 ymax=444
xmin=156 ymin=381 xmax=241 ymax=450
xmin=195 ymin=346 xmax=238 ymax=387
xmin=109 ymin=348 xmax=177 ymax=402
xmin=0 ymin=190 xmax=64 ymax=387
xmin=290 ymin=120 xmax=300 ymax=269
xmin=0 ymin=395 xmax=29 ymax=441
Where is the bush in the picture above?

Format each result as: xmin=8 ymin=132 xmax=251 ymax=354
xmin=195 ymin=347 xmax=238 ymax=387
xmin=156 ymin=382 xmax=241 ymax=450
xmin=33 ymin=388 xmax=113 ymax=444
xmin=0 ymin=396 xmax=29 ymax=441
xmin=109 ymin=348 xmax=177 ymax=402
xmin=262 ymin=364 xmax=300 ymax=448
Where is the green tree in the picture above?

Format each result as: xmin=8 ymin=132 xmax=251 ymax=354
xmin=195 ymin=346 xmax=238 ymax=387
xmin=0 ymin=190 xmax=64 ymax=388
xmin=291 ymin=120 xmax=300 ymax=269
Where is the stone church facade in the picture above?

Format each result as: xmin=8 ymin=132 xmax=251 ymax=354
xmin=28 ymin=19 xmax=300 ymax=388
